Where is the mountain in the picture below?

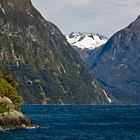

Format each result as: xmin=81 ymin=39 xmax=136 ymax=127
xmin=66 ymin=32 xmax=107 ymax=62
xmin=0 ymin=0 xmax=111 ymax=104
xmin=89 ymin=16 xmax=140 ymax=103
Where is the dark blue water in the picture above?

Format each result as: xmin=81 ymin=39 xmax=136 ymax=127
xmin=0 ymin=105 xmax=140 ymax=140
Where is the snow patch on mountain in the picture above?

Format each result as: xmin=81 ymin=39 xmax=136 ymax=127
xmin=66 ymin=32 xmax=108 ymax=62
xmin=66 ymin=32 xmax=107 ymax=50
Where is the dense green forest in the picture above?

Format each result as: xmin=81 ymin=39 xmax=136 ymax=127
xmin=0 ymin=71 xmax=23 ymax=113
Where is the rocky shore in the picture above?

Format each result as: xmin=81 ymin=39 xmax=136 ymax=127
xmin=0 ymin=110 xmax=34 ymax=131
xmin=0 ymin=96 xmax=36 ymax=131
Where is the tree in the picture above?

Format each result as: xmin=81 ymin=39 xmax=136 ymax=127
xmin=0 ymin=71 xmax=23 ymax=110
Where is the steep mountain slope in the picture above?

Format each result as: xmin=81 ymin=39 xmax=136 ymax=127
xmin=66 ymin=32 xmax=107 ymax=62
xmin=89 ymin=16 xmax=140 ymax=103
xmin=0 ymin=0 xmax=111 ymax=104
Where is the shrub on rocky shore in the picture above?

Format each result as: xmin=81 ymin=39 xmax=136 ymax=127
xmin=0 ymin=71 xmax=35 ymax=130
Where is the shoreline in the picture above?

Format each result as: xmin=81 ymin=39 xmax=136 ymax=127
xmin=0 ymin=125 xmax=39 ymax=132
xmin=0 ymin=109 xmax=39 ymax=131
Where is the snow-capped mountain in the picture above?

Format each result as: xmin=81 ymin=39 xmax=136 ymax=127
xmin=66 ymin=32 xmax=108 ymax=61
xmin=66 ymin=32 xmax=108 ymax=50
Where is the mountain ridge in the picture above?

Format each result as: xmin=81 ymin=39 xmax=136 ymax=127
xmin=89 ymin=15 xmax=140 ymax=103
xmin=0 ymin=0 xmax=111 ymax=104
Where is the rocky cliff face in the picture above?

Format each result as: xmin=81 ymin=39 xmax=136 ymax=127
xmin=0 ymin=0 xmax=110 ymax=104
xmin=89 ymin=16 xmax=140 ymax=103
xmin=0 ymin=96 xmax=34 ymax=130
xmin=0 ymin=109 xmax=32 ymax=130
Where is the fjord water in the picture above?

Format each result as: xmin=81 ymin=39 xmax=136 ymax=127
xmin=0 ymin=105 xmax=140 ymax=140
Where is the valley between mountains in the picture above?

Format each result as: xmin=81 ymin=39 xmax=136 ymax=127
xmin=0 ymin=0 xmax=140 ymax=105
xmin=0 ymin=0 xmax=140 ymax=132
xmin=66 ymin=16 xmax=140 ymax=104
xmin=0 ymin=0 xmax=111 ymax=105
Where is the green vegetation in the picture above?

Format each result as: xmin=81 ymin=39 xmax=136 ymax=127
xmin=0 ymin=71 xmax=23 ymax=113
xmin=0 ymin=102 xmax=10 ymax=113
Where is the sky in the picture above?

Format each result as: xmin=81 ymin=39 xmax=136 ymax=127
xmin=31 ymin=0 xmax=140 ymax=37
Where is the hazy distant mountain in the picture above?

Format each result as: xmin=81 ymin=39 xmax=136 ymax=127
xmin=0 ymin=0 xmax=111 ymax=104
xmin=66 ymin=32 xmax=107 ymax=62
xmin=89 ymin=15 xmax=140 ymax=103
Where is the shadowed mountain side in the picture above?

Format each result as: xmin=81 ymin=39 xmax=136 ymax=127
xmin=89 ymin=15 xmax=140 ymax=103
xmin=0 ymin=0 xmax=110 ymax=104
